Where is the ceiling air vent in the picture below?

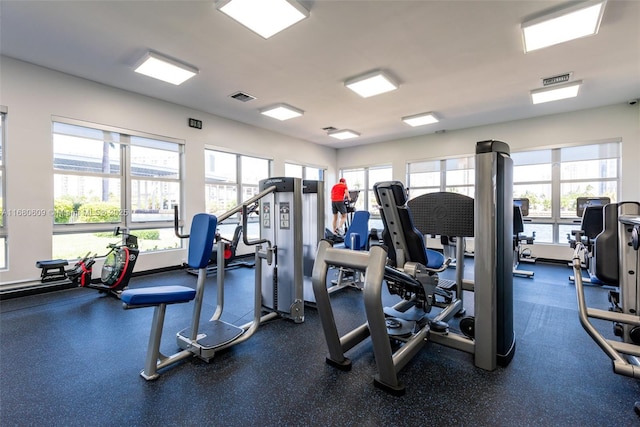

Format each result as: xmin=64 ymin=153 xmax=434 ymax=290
xmin=542 ymin=72 xmax=572 ymax=87
xmin=229 ymin=91 xmax=256 ymax=102
xmin=322 ymin=126 xmax=337 ymax=132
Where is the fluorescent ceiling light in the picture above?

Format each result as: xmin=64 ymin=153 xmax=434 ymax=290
xmin=531 ymin=81 xmax=582 ymax=104
xmin=134 ymin=51 xmax=198 ymax=85
xmin=260 ymin=103 xmax=304 ymax=121
xmin=217 ymin=0 xmax=309 ymax=39
xmin=345 ymin=71 xmax=398 ymax=98
xmin=522 ymin=0 xmax=607 ymax=52
xmin=328 ymin=129 xmax=360 ymax=140
xmin=402 ymin=112 xmax=439 ymax=127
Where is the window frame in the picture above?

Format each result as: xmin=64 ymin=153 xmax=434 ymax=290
xmin=407 ymin=141 xmax=621 ymax=245
xmin=52 ymin=117 xmax=184 ymax=258
xmin=0 ymin=106 xmax=7 ymax=269
xmin=204 ymin=148 xmax=273 ymax=238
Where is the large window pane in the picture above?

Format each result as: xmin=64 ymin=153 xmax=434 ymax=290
xmin=526 ymin=224 xmax=553 ymax=244
xmin=130 ymin=145 xmax=179 ymax=179
xmin=444 ymin=186 xmax=475 ymax=198
xmin=53 ymin=175 xmax=122 ymax=223
xmin=561 ymin=143 xmax=619 ymax=162
xmin=131 ymin=180 xmax=179 ymax=221
xmin=285 ymin=163 xmax=303 ymax=178
xmin=206 ymin=183 xmax=238 ymax=216
xmin=409 ymin=171 xmax=440 ymax=188
xmin=560 ymin=159 xmax=618 ymax=180
xmin=305 ymin=167 xmax=322 ymax=181
xmin=52 ymin=228 xmax=180 ymax=260
xmin=241 ymin=156 xmax=269 ymax=185
xmin=206 ymin=150 xmax=236 ymax=182
xmin=54 ymin=136 xmax=121 ymax=174
xmin=560 ymin=181 xmax=617 ymax=217
xmin=514 ymin=164 xmax=552 ymax=182
xmin=514 ymin=183 xmax=552 ymax=217
xmin=341 ymin=169 xmax=365 ymax=211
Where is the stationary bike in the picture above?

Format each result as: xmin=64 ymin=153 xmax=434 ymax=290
xmin=36 ymin=227 xmax=139 ymax=298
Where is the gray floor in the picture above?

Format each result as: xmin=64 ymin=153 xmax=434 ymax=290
xmin=1 ymin=260 xmax=639 ymax=426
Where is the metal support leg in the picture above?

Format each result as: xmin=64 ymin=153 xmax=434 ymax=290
xmin=141 ymin=304 xmax=167 ymax=380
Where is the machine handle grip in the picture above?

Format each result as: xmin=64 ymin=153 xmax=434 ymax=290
xmin=173 ymin=205 xmax=190 ymax=239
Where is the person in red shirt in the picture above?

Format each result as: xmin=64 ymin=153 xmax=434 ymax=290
xmin=331 ymin=178 xmax=351 ymax=235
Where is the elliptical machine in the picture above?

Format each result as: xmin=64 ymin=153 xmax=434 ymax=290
xmin=36 ymin=227 xmax=139 ymax=298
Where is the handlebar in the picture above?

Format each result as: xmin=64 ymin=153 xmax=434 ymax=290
xmin=173 ymin=185 xmax=278 ymax=242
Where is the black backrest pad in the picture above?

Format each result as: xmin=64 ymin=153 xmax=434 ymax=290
xmin=407 ymin=191 xmax=474 ymax=237
xmin=374 ymin=181 xmax=428 ymax=266
xmin=594 ymin=203 xmax=618 ymax=285
xmin=513 ymin=206 xmax=524 ymax=234
xmin=582 ymin=205 xmax=605 ymax=240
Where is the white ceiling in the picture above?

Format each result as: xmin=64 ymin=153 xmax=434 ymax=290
xmin=1 ymin=0 xmax=639 ymax=149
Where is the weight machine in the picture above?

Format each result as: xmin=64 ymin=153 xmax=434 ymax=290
xmin=121 ymin=177 xmax=307 ymax=379
xmin=572 ymin=201 xmax=640 ymax=414
xmin=312 ymin=140 xmax=515 ymax=394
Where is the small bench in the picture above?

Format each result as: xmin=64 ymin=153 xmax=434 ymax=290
xmin=35 ymin=259 xmax=69 ymax=282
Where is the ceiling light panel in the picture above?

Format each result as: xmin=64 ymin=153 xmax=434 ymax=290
xmin=522 ymin=0 xmax=607 ymax=52
xmin=260 ymin=103 xmax=304 ymax=121
xmin=345 ymin=71 xmax=398 ymax=98
xmin=134 ymin=51 xmax=198 ymax=85
xmin=328 ymin=129 xmax=360 ymax=140
xmin=217 ymin=0 xmax=309 ymax=39
xmin=402 ymin=112 xmax=439 ymax=127
xmin=531 ymin=81 xmax=582 ymax=104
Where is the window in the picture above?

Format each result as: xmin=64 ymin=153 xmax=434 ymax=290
xmin=52 ymin=120 xmax=183 ymax=260
xmin=284 ymin=162 xmax=325 ymax=181
xmin=0 ymin=107 xmax=6 ymax=269
xmin=284 ymin=162 xmax=303 ymax=178
xmin=409 ymin=142 xmax=620 ymax=245
xmin=407 ymin=156 xmax=474 ymax=198
xmin=340 ymin=165 xmax=392 ymax=228
xmin=205 ymin=149 xmax=271 ymax=239
xmin=513 ymin=143 xmax=619 ymax=243
xmin=445 ymin=156 xmax=475 ymax=197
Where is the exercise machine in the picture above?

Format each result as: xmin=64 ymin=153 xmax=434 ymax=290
xmin=312 ymin=140 xmax=516 ymax=394
xmin=568 ymin=197 xmax=613 ymax=285
xmin=121 ymin=178 xmax=307 ymax=379
xmin=35 ymin=227 xmax=139 ymax=298
xmin=174 ymin=205 xmax=254 ymax=276
xmin=513 ymin=198 xmax=535 ymax=278
xmin=302 ymin=179 xmax=325 ymax=304
xmin=329 ymin=210 xmax=378 ymax=291
xmin=572 ymin=201 xmax=640 ymax=414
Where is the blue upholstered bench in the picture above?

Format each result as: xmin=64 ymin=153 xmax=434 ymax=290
xmin=121 ymin=285 xmax=196 ymax=307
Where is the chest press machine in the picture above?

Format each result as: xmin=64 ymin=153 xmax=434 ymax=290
xmin=312 ymin=141 xmax=516 ymax=395
xmin=121 ymin=178 xmax=308 ymax=380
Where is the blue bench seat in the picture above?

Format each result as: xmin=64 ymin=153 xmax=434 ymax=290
xmin=121 ymin=285 xmax=196 ymax=307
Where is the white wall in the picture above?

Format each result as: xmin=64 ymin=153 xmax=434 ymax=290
xmin=0 ymin=57 xmax=336 ymax=283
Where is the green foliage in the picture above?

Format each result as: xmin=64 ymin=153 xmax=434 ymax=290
xmin=54 ymin=199 xmax=74 ymax=223
xmin=77 ymin=201 xmax=121 ymax=223
xmin=136 ymin=230 xmax=160 ymax=240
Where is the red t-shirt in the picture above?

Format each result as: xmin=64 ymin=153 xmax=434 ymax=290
xmin=331 ymin=183 xmax=348 ymax=202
